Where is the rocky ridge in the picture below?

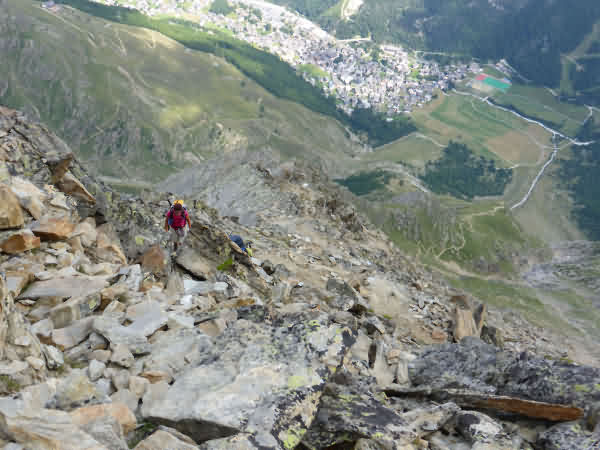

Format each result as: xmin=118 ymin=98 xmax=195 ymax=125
xmin=0 ymin=105 xmax=599 ymax=449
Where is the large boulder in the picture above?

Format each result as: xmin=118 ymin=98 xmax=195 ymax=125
xmin=302 ymin=382 xmax=458 ymax=449
xmin=142 ymin=307 xmax=355 ymax=447
xmin=0 ymin=184 xmax=24 ymax=229
xmin=409 ymin=338 xmax=600 ymax=411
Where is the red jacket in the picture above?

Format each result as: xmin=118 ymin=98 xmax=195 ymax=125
xmin=167 ymin=210 xmax=188 ymax=228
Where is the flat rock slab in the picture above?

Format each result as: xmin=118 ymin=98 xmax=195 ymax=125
xmin=0 ymin=397 xmax=103 ymax=449
xmin=19 ymin=275 xmax=109 ymax=300
xmin=140 ymin=328 xmax=213 ymax=378
xmin=143 ymin=309 xmax=355 ymax=448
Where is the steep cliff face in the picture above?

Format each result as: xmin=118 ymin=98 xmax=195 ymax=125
xmin=0 ymin=106 xmax=599 ymax=449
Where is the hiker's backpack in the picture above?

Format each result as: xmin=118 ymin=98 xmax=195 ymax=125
xmin=167 ymin=200 xmax=188 ymax=227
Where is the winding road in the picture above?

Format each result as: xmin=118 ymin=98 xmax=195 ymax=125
xmin=451 ymin=89 xmax=595 ymax=210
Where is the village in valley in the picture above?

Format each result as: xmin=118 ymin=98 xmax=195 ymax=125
xmin=93 ymin=0 xmax=499 ymax=116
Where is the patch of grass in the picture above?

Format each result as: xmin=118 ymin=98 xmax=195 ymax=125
xmin=447 ymin=276 xmax=575 ymax=332
xmin=127 ymin=422 xmax=158 ymax=449
xmin=336 ymin=170 xmax=393 ymax=196
xmin=217 ymin=257 xmax=234 ymax=271
xmin=0 ymin=375 xmax=21 ymax=393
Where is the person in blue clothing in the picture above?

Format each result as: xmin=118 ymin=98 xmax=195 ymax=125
xmin=229 ymin=234 xmax=253 ymax=256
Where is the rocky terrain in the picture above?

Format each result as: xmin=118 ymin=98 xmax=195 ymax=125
xmin=0 ymin=104 xmax=599 ymax=449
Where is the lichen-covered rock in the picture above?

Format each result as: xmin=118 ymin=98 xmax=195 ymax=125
xmin=409 ymin=338 xmax=600 ymax=411
xmin=301 ymin=382 xmax=458 ymax=449
xmin=142 ymin=308 xmax=355 ymax=448
xmin=536 ymin=421 xmax=600 ymax=450
xmin=452 ymin=410 xmax=514 ymax=448
xmin=139 ymin=328 xmax=212 ymax=379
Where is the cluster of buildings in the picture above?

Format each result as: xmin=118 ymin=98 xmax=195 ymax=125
xmin=95 ymin=0 xmax=474 ymax=115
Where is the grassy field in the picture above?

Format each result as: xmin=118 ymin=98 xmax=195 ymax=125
xmin=409 ymin=94 xmax=550 ymax=167
xmin=492 ymin=83 xmax=589 ymax=137
xmin=447 ymin=276 xmax=577 ymax=332
xmin=362 ymin=134 xmax=443 ymax=169
xmin=1 ymin=0 xmax=361 ymax=181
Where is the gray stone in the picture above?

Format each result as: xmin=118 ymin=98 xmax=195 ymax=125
xmin=0 ymin=398 xmax=102 ymax=449
xmin=197 ymin=434 xmax=259 ymax=449
xmin=111 ymin=389 xmax=139 ymax=413
xmin=18 ymin=275 xmax=108 ymax=301
xmin=302 ymin=382 xmax=458 ymax=449
xmin=88 ymin=360 xmax=106 ymax=381
xmin=408 ymin=338 xmax=600 ymax=410
xmin=42 ymin=344 xmax=64 ymax=369
xmin=51 ymin=317 xmax=95 ymax=350
xmin=395 ymin=359 xmax=409 ymax=386
xmin=30 ymin=318 xmax=53 ymax=340
xmin=129 ymin=376 xmax=150 ymax=399
xmin=167 ymin=313 xmax=194 ymax=329
xmin=111 ymin=369 xmax=130 ymax=391
xmin=371 ymin=340 xmax=394 ymax=387
xmin=142 ymin=310 xmax=354 ymax=447
xmin=134 ymin=429 xmax=198 ymax=450
xmin=453 ymin=410 xmax=512 ymax=447
xmin=111 ymin=343 xmax=134 ymax=368
xmin=93 ymin=317 xmax=149 ymax=355
xmin=90 ymin=349 xmax=111 ymax=363
xmin=126 ymin=300 xmax=163 ymax=322
xmin=46 ymin=369 xmax=101 ymax=409
xmin=537 ymin=421 xmax=600 ymax=450
xmin=326 ymin=278 xmax=369 ymax=313
xmin=95 ymin=378 xmax=114 ymax=398
xmin=140 ymin=328 xmax=212 ymax=379
xmin=78 ymin=415 xmax=129 ymax=450
xmin=49 ymin=293 xmax=101 ymax=328
xmin=127 ymin=312 xmax=168 ymax=338
xmin=364 ymin=316 xmax=386 ymax=335
xmin=184 ymin=280 xmax=228 ymax=297
xmin=480 ymin=325 xmax=504 ymax=349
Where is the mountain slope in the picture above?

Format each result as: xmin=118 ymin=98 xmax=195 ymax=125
xmin=1 ymin=104 xmax=600 ymax=450
xmin=0 ymin=0 xmax=362 ymax=183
